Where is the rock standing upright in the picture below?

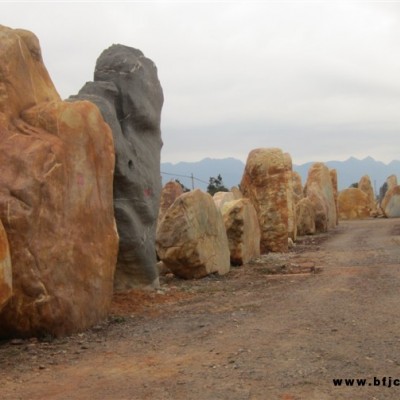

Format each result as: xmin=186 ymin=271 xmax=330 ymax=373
xmin=240 ymin=148 xmax=289 ymax=253
xmin=0 ymin=26 xmax=118 ymax=338
xmin=71 ymin=44 xmax=164 ymax=290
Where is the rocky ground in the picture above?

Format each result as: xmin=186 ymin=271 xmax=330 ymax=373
xmin=1 ymin=218 xmax=400 ymax=400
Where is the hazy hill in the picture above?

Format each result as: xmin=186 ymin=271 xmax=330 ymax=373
xmin=161 ymin=156 xmax=400 ymax=193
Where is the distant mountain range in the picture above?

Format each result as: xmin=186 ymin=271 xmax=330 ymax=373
xmin=161 ymin=156 xmax=400 ymax=194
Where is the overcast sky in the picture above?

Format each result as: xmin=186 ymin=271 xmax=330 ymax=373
xmin=2 ymin=1 xmax=400 ymax=165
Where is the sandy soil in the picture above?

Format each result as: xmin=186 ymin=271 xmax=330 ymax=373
xmin=1 ymin=218 xmax=400 ymax=400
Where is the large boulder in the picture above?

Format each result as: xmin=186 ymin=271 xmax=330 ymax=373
xmin=381 ymin=186 xmax=400 ymax=218
xmin=386 ymin=175 xmax=398 ymax=191
xmin=0 ymin=219 xmax=12 ymax=312
xmin=158 ymin=181 xmax=184 ymax=226
xmin=221 ymin=199 xmax=260 ymax=265
xmin=338 ymin=188 xmax=371 ymax=220
xmin=70 ymin=44 xmax=164 ymax=291
xmin=330 ymin=169 xmax=339 ymax=225
xmin=0 ymin=26 xmax=118 ymax=338
xmin=292 ymin=171 xmax=304 ymax=204
xmin=284 ymin=153 xmax=297 ymax=241
xmin=304 ymin=162 xmax=337 ymax=233
xmin=240 ymin=148 xmax=289 ymax=253
xmin=156 ymin=189 xmax=230 ymax=279
xmin=296 ymin=198 xmax=316 ymax=236
xmin=358 ymin=175 xmax=377 ymax=216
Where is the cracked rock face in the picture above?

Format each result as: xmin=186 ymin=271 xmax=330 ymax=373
xmin=0 ymin=26 xmax=118 ymax=338
xmin=71 ymin=44 xmax=163 ymax=291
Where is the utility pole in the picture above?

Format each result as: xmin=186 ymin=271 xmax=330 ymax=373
xmin=191 ymin=173 xmax=194 ymax=190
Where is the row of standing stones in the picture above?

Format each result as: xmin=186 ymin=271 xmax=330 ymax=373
xmin=0 ymin=25 xmax=399 ymax=339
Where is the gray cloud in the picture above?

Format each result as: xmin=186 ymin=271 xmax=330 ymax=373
xmin=1 ymin=1 xmax=399 ymax=165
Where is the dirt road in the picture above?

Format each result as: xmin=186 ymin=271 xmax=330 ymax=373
xmin=1 ymin=218 xmax=400 ymax=400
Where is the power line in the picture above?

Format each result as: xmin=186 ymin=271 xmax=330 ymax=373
xmin=160 ymin=171 xmax=209 ymax=185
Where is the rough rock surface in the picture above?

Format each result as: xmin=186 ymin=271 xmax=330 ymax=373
xmin=240 ymin=148 xmax=289 ymax=253
xmin=296 ymin=198 xmax=316 ymax=236
xmin=158 ymin=181 xmax=183 ymax=226
xmin=358 ymin=175 xmax=377 ymax=216
xmin=284 ymin=153 xmax=297 ymax=241
xmin=70 ymin=44 xmax=164 ymax=291
xmin=230 ymin=187 xmax=243 ymax=199
xmin=304 ymin=163 xmax=337 ymax=233
xmin=292 ymin=172 xmax=304 ymax=204
xmin=213 ymin=191 xmax=235 ymax=210
xmin=330 ymin=169 xmax=339 ymax=225
xmin=0 ymin=26 xmax=118 ymax=338
xmin=0 ymin=219 xmax=12 ymax=312
xmin=221 ymin=199 xmax=260 ymax=265
xmin=156 ymin=189 xmax=230 ymax=279
xmin=386 ymin=175 xmax=398 ymax=191
xmin=338 ymin=188 xmax=371 ymax=220
xmin=381 ymin=186 xmax=400 ymax=218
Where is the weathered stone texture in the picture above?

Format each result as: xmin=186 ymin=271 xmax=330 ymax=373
xmin=213 ymin=191 xmax=235 ymax=210
xmin=240 ymin=148 xmax=289 ymax=253
xmin=156 ymin=189 xmax=230 ymax=279
xmin=0 ymin=26 xmax=118 ymax=338
xmin=284 ymin=153 xmax=297 ymax=241
xmin=296 ymin=198 xmax=316 ymax=236
xmin=0 ymin=219 xmax=12 ymax=312
xmin=386 ymin=175 xmax=398 ymax=191
xmin=221 ymin=199 xmax=260 ymax=265
xmin=381 ymin=186 xmax=400 ymax=218
xmin=338 ymin=188 xmax=371 ymax=220
xmin=158 ymin=181 xmax=183 ymax=225
xmin=304 ymin=163 xmax=337 ymax=233
xmin=358 ymin=175 xmax=377 ymax=216
xmin=292 ymin=172 xmax=304 ymax=204
xmin=71 ymin=44 xmax=164 ymax=291
xmin=330 ymin=169 xmax=339 ymax=225
xmin=231 ymin=187 xmax=243 ymax=200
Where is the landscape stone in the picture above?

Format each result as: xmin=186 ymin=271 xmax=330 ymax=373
xmin=381 ymin=186 xmax=400 ymax=218
xmin=230 ymin=187 xmax=243 ymax=200
xmin=158 ymin=181 xmax=184 ymax=226
xmin=240 ymin=148 xmax=289 ymax=253
xmin=304 ymin=162 xmax=337 ymax=233
xmin=296 ymin=198 xmax=316 ymax=236
xmin=358 ymin=175 xmax=377 ymax=216
xmin=0 ymin=219 xmax=12 ymax=312
xmin=386 ymin=175 xmax=398 ymax=191
xmin=338 ymin=188 xmax=371 ymax=220
xmin=292 ymin=171 xmax=304 ymax=204
xmin=70 ymin=44 xmax=164 ymax=291
xmin=284 ymin=153 xmax=297 ymax=241
xmin=0 ymin=26 xmax=118 ymax=338
xmin=221 ymin=199 xmax=260 ymax=265
xmin=330 ymin=169 xmax=339 ymax=224
xmin=213 ymin=191 xmax=235 ymax=210
xmin=156 ymin=189 xmax=230 ymax=279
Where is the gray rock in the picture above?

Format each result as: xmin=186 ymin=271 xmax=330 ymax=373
xmin=70 ymin=44 xmax=164 ymax=290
